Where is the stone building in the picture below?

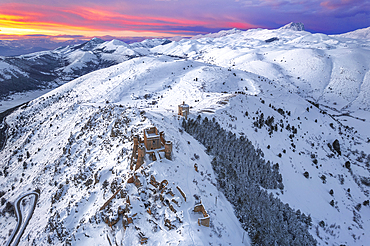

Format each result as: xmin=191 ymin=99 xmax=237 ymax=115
xmin=131 ymin=126 xmax=172 ymax=170
xmin=194 ymin=203 xmax=210 ymax=227
xmin=178 ymin=101 xmax=190 ymax=119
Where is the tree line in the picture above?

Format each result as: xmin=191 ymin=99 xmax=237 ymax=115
xmin=182 ymin=116 xmax=316 ymax=245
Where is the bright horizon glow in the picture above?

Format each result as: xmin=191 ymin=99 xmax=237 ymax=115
xmin=0 ymin=1 xmax=368 ymax=41
xmin=0 ymin=3 xmax=254 ymax=40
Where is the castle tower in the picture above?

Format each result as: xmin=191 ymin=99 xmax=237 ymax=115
xmin=133 ymin=135 xmax=139 ymax=153
xmin=178 ymin=101 xmax=190 ymax=119
xmin=136 ymin=145 xmax=146 ymax=170
xmin=160 ymin=131 xmax=165 ymax=145
xmin=144 ymin=127 xmax=161 ymax=150
xmin=165 ymin=141 xmax=172 ymax=160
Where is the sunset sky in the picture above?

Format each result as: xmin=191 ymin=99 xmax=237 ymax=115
xmin=0 ymin=0 xmax=369 ymax=41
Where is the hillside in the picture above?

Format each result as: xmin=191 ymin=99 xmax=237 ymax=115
xmin=0 ymin=38 xmax=170 ymax=110
xmin=1 ymin=25 xmax=370 ymax=245
xmin=334 ymin=26 xmax=370 ymax=40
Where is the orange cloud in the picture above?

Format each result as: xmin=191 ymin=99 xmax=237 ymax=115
xmin=64 ymin=6 xmax=211 ymax=29
xmin=0 ymin=2 xmax=256 ymax=40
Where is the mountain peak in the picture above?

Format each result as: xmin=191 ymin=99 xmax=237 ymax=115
xmin=279 ymin=22 xmax=305 ymax=31
xmin=90 ymin=37 xmax=105 ymax=43
xmin=76 ymin=37 xmax=105 ymax=51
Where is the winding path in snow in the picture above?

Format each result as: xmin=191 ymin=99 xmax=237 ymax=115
xmin=5 ymin=190 xmax=39 ymax=246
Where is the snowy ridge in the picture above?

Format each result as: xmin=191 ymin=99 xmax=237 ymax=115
xmin=334 ymin=26 xmax=370 ymax=40
xmin=0 ymin=25 xmax=370 ymax=245
xmin=0 ymin=60 xmax=29 ymax=82
xmin=191 ymin=28 xmax=242 ymax=40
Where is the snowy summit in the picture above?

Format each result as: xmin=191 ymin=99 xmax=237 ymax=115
xmin=278 ymin=22 xmax=305 ymax=31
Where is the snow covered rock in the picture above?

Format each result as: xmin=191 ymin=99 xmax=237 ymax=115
xmin=279 ymin=22 xmax=305 ymax=31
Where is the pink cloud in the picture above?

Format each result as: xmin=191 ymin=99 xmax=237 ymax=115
xmin=0 ymin=0 xmax=368 ymax=39
xmin=320 ymin=0 xmax=366 ymax=11
xmin=0 ymin=2 xmax=259 ymax=38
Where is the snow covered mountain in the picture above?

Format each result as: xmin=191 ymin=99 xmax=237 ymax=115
xmin=152 ymin=24 xmax=370 ymax=113
xmin=1 ymin=24 xmax=370 ymax=245
xmin=0 ymin=38 xmax=171 ymax=101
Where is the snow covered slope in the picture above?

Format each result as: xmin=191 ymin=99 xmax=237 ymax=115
xmin=0 ymin=57 xmax=253 ymax=245
xmin=335 ymin=26 xmax=370 ymax=40
xmin=1 ymin=25 xmax=370 ymax=245
xmin=153 ymin=24 xmax=370 ymax=112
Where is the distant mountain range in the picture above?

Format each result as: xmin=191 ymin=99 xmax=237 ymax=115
xmin=0 ymin=37 xmax=155 ymax=57
xmin=0 ymin=39 xmax=83 ymax=57
xmin=1 ymin=22 xmax=369 ymax=103
xmin=0 ymin=38 xmax=171 ymax=99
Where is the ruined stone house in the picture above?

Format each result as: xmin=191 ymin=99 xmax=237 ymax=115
xmin=194 ymin=203 xmax=210 ymax=227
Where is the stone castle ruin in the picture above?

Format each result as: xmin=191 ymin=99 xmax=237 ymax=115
xmin=100 ymin=124 xmax=210 ymax=242
xmin=131 ymin=127 xmax=172 ymax=170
